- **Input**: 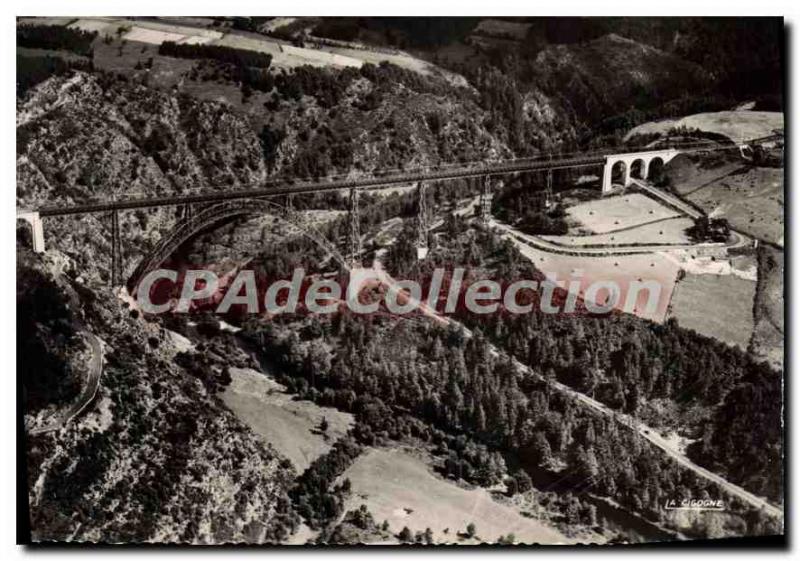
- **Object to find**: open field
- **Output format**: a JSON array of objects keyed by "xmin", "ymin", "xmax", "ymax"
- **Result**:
[
  {"xmin": 70, "ymin": 17, "xmax": 225, "ymax": 44},
  {"xmin": 68, "ymin": 19, "xmax": 119, "ymax": 34},
  {"xmin": 496, "ymin": 224, "xmax": 682, "ymax": 323},
  {"xmin": 262, "ymin": 18, "xmax": 297, "ymax": 33},
  {"xmin": 472, "ymin": 19, "xmax": 532, "ymax": 41},
  {"xmin": 625, "ymin": 111, "xmax": 783, "ymax": 143},
  {"xmin": 217, "ymin": 34, "xmax": 363, "ymax": 69},
  {"xmin": 566, "ymin": 194, "xmax": 681, "ymax": 234},
  {"xmin": 30, "ymin": 16, "xmax": 466, "ymax": 81},
  {"xmin": 666, "ymin": 155, "xmax": 784, "ymax": 246},
  {"xmin": 686, "ymin": 169, "xmax": 782, "ymax": 247},
  {"xmin": 123, "ymin": 27, "xmax": 188, "ymax": 45},
  {"xmin": 221, "ymin": 367, "xmax": 354, "ymax": 472},
  {"xmin": 324, "ymin": 45, "xmax": 455, "ymax": 79},
  {"xmin": 543, "ymin": 217, "xmax": 693, "ymax": 247},
  {"xmin": 668, "ymin": 272, "xmax": 756, "ymax": 349},
  {"xmin": 92, "ymin": 38, "xmax": 195, "ymax": 90},
  {"xmin": 339, "ymin": 447, "xmax": 572, "ymax": 545},
  {"xmin": 19, "ymin": 17, "xmax": 76, "ymax": 27}
]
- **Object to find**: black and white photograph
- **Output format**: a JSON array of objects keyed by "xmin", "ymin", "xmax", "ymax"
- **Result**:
[{"xmin": 13, "ymin": 5, "xmax": 789, "ymax": 549}]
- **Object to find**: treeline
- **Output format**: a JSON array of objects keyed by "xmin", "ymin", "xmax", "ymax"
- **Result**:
[
  {"xmin": 312, "ymin": 19, "xmax": 361, "ymax": 42},
  {"xmin": 194, "ymin": 58, "xmax": 467, "ymax": 108},
  {"xmin": 17, "ymin": 24, "xmax": 97, "ymax": 57},
  {"xmin": 688, "ymin": 367, "xmax": 784, "ymax": 503},
  {"xmin": 491, "ymin": 187, "xmax": 569, "ymax": 235},
  {"xmin": 304, "ymin": 17, "xmax": 481, "ymax": 49},
  {"xmin": 159, "ymin": 41, "xmax": 272, "ymax": 69},
  {"xmin": 282, "ymin": 61, "xmax": 464, "ymax": 107},
  {"xmin": 359, "ymin": 17, "xmax": 479, "ymax": 49},
  {"xmin": 290, "ymin": 436, "xmax": 362, "ymax": 529}
]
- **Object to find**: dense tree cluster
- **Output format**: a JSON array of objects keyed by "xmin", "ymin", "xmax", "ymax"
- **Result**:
[
  {"xmin": 687, "ymin": 216, "xmax": 731, "ymax": 242},
  {"xmin": 472, "ymin": 67, "xmax": 527, "ymax": 153},
  {"xmin": 228, "ymin": 16, "xmax": 274, "ymax": 33},
  {"xmin": 274, "ymin": 65, "xmax": 361, "ymax": 107},
  {"xmin": 312, "ymin": 20, "xmax": 361, "ymax": 42},
  {"xmin": 358, "ymin": 18, "xmax": 480, "ymax": 49},
  {"xmin": 17, "ymin": 252, "xmax": 81, "ymax": 412},
  {"xmin": 492, "ymin": 187, "xmax": 570, "ymax": 235},
  {"xmin": 17, "ymin": 24, "xmax": 97, "ymax": 57},
  {"xmin": 290, "ymin": 436, "xmax": 362, "ymax": 529},
  {"xmin": 688, "ymin": 367, "xmax": 784, "ymax": 502},
  {"xmin": 159, "ymin": 41, "xmax": 272, "ymax": 69}
]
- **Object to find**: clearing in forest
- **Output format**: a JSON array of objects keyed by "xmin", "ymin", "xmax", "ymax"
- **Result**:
[
  {"xmin": 339, "ymin": 447, "xmax": 575, "ymax": 545},
  {"xmin": 668, "ymin": 272, "xmax": 756, "ymax": 350},
  {"xmin": 566, "ymin": 194, "xmax": 681, "ymax": 234},
  {"xmin": 222, "ymin": 367, "xmax": 354, "ymax": 472}
]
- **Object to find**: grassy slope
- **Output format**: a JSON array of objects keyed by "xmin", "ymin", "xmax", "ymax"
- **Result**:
[
  {"xmin": 221, "ymin": 367, "xmax": 354, "ymax": 473},
  {"xmin": 339, "ymin": 447, "xmax": 574, "ymax": 545},
  {"xmin": 668, "ymin": 272, "xmax": 756, "ymax": 350}
]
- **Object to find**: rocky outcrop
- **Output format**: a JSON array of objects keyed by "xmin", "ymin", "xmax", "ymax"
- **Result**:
[{"xmin": 21, "ymin": 248, "xmax": 298, "ymax": 543}]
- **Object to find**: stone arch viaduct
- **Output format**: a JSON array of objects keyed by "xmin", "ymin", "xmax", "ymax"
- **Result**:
[{"xmin": 601, "ymin": 148, "xmax": 680, "ymax": 194}]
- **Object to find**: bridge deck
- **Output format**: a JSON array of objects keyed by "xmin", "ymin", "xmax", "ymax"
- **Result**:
[
  {"xmin": 38, "ymin": 155, "xmax": 607, "ymax": 216},
  {"xmin": 34, "ymin": 142, "xmax": 733, "ymax": 217}
]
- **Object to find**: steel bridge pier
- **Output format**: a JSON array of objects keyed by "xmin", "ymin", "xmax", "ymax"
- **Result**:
[
  {"xmin": 416, "ymin": 182, "xmax": 430, "ymax": 258},
  {"xmin": 479, "ymin": 176, "xmax": 495, "ymax": 224},
  {"xmin": 346, "ymin": 187, "xmax": 361, "ymax": 268},
  {"xmin": 110, "ymin": 209, "xmax": 123, "ymax": 288}
]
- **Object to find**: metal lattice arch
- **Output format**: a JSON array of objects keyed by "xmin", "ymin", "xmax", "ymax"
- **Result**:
[{"xmin": 129, "ymin": 198, "xmax": 349, "ymax": 290}]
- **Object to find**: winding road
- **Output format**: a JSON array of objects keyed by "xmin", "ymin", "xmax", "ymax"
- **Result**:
[
  {"xmin": 491, "ymin": 219, "xmax": 746, "ymax": 256},
  {"xmin": 29, "ymin": 332, "xmax": 103, "ymax": 435}
]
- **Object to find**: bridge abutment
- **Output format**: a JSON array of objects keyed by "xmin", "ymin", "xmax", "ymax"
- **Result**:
[{"xmin": 17, "ymin": 210, "xmax": 45, "ymax": 253}]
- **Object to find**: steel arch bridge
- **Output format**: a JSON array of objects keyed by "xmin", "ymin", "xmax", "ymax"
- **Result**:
[
  {"xmin": 128, "ymin": 198, "xmax": 349, "ymax": 291},
  {"xmin": 20, "ymin": 139, "xmax": 754, "ymax": 288}
]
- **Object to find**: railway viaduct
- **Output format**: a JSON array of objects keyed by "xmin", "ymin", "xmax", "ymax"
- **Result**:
[
  {"xmin": 601, "ymin": 148, "xmax": 680, "ymax": 194},
  {"xmin": 15, "ymin": 143, "xmax": 728, "ymax": 287}
]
